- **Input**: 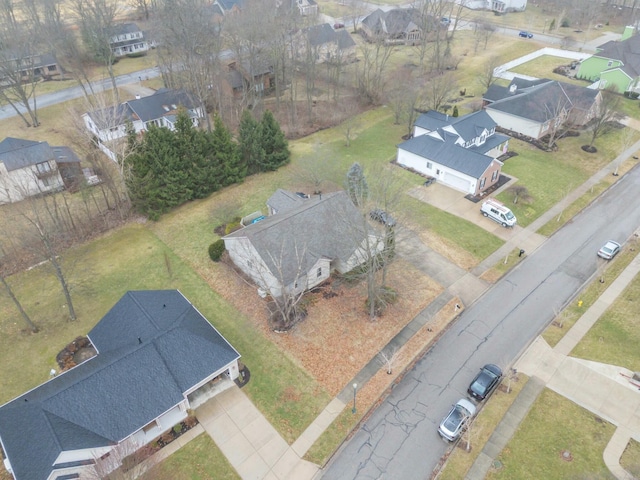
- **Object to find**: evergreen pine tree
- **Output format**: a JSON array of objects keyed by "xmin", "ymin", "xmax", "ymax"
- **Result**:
[
  {"xmin": 259, "ymin": 110, "xmax": 290, "ymax": 171},
  {"xmin": 452, "ymin": 106, "xmax": 459, "ymax": 117},
  {"xmin": 238, "ymin": 110, "xmax": 264, "ymax": 175},
  {"xmin": 211, "ymin": 114, "xmax": 243, "ymax": 186}
]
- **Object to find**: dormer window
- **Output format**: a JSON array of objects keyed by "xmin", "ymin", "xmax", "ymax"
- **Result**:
[
  {"xmin": 162, "ymin": 105, "xmax": 170, "ymax": 112},
  {"xmin": 171, "ymin": 104, "xmax": 178, "ymax": 109}
]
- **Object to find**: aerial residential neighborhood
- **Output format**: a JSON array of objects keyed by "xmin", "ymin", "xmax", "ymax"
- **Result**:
[{"xmin": 1, "ymin": 0, "xmax": 640, "ymax": 479}]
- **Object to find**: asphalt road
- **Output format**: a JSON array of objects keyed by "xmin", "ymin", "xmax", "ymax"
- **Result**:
[
  {"xmin": 0, "ymin": 67, "xmax": 161, "ymax": 121},
  {"xmin": 323, "ymin": 166, "xmax": 640, "ymax": 479}
]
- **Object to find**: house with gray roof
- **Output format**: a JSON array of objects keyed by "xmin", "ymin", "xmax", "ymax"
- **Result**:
[
  {"xmin": 108, "ymin": 23, "xmax": 149, "ymax": 57},
  {"xmin": 360, "ymin": 8, "xmax": 427, "ymax": 45},
  {"xmin": 0, "ymin": 290, "xmax": 240, "ymax": 480},
  {"xmin": 483, "ymin": 78, "xmax": 601, "ymax": 140},
  {"xmin": 83, "ymin": 88, "xmax": 204, "ymax": 161},
  {"xmin": 0, "ymin": 137, "xmax": 83, "ymax": 204},
  {"xmin": 397, "ymin": 110, "xmax": 509, "ymax": 195},
  {"xmin": 0, "ymin": 50, "xmax": 62, "ymax": 86},
  {"xmin": 223, "ymin": 191, "xmax": 380, "ymax": 298},
  {"xmin": 295, "ymin": 23, "xmax": 357, "ymax": 64},
  {"xmin": 575, "ymin": 26, "xmax": 640, "ymax": 95}
]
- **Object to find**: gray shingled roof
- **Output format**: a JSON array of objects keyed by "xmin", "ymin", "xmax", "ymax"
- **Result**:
[
  {"xmin": 51, "ymin": 146, "xmax": 81, "ymax": 164},
  {"xmin": 266, "ymin": 189, "xmax": 307, "ymax": 214},
  {"xmin": 86, "ymin": 89, "xmax": 198, "ymax": 129},
  {"xmin": 110, "ymin": 23, "xmax": 142, "ymax": 37},
  {"xmin": 362, "ymin": 8, "xmax": 422, "ymax": 36},
  {"xmin": 225, "ymin": 191, "xmax": 366, "ymax": 287},
  {"xmin": 593, "ymin": 33, "xmax": 640, "ymax": 79},
  {"xmin": 414, "ymin": 110, "xmax": 498, "ymax": 145},
  {"xmin": 0, "ymin": 137, "xmax": 54, "ymax": 172},
  {"xmin": 445, "ymin": 110, "xmax": 498, "ymax": 144},
  {"xmin": 304, "ymin": 23, "xmax": 356, "ymax": 50},
  {"xmin": 398, "ymin": 132, "xmax": 497, "ymax": 178},
  {"xmin": 486, "ymin": 80, "xmax": 598, "ymax": 123},
  {"xmin": 0, "ymin": 290, "xmax": 240, "ymax": 480},
  {"xmin": 483, "ymin": 78, "xmax": 549, "ymax": 103}
]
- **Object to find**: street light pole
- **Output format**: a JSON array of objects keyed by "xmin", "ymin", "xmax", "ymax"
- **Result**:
[{"xmin": 352, "ymin": 383, "xmax": 358, "ymax": 414}]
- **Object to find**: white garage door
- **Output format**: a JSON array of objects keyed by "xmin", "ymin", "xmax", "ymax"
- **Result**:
[{"xmin": 444, "ymin": 172, "xmax": 472, "ymax": 193}]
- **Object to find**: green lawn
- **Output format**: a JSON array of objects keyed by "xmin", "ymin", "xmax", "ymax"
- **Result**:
[
  {"xmin": 0, "ymin": 224, "xmax": 330, "ymax": 443},
  {"xmin": 401, "ymin": 196, "xmax": 504, "ymax": 261},
  {"xmin": 486, "ymin": 389, "xmax": 615, "ymax": 480},
  {"xmin": 620, "ymin": 439, "xmax": 640, "ymax": 477},
  {"xmin": 509, "ymin": 55, "xmax": 587, "ymax": 86},
  {"xmin": 142, "ymin": 433, "xmax": 240, "ymax": 480},
  {"xmin": 542, "ymin": 236, "xmax": 640, "ymax": 348},
  {"xmin": 570, "ymin": 257, "xmax": 640, "ymax": 371},
  {"xmin": 497, "ymin": 127, "xmax": 633, "ymax": 227}
]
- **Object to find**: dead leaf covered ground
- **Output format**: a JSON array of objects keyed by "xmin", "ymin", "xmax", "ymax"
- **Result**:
[{"xmin": 206, "ymin": 257, "xmax": 444, "ymax": 396}]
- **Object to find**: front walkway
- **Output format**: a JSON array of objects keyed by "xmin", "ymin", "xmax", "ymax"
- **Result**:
[{"xmin": 195, "ymin": 387, "xmax": 322, "ymax": 480}]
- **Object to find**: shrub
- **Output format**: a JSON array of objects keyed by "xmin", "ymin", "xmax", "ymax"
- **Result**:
[
  {"xmin": 225, "ymin": 217, "xmax": 242, "ymax": 235},
  {"xmin": 208, "ymin": 239, "xmax": 225, "ymax": 262}
]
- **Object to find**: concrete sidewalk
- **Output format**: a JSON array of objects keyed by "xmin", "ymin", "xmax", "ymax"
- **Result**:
[{"xmin": 465, "ymin": 254, "xmax": 640, "ymax": 480}]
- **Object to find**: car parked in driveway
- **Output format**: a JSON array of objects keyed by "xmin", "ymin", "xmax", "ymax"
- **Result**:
[
  {"xmin": 597, "ymin": 240, "xmax": 621, "ymax": 260},
  {"xmin": 370, "ymin": 208, "xmax": 396, "ymax": 227},
  {"xmin": 438, "ymin": 398, "xmax": 476, "ymax": 442},
  {"xmin": 467, "ymin": 364, "xmax": 503, "ymax": 402},
  {"xmin": 519, "ymin": 31, "xmax": 533, "ymax": 38}
]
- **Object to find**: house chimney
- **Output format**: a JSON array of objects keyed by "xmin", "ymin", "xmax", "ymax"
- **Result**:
[
  {"xmin": 509, "ymin": 84, "xmax": 517, "ymax": 94},
  {"xmin": 135, "ymin": 94, "xmax": 141, "ymax": 99},
  {"xmin": 138, "ymin": 337, "xmax": 142, "ymax": 344}
]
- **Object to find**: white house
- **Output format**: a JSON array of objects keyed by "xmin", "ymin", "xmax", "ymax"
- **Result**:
[
  {"xmin": 464, "ymin": 0, "xmax": 527, "ymax": 12},
  {"xmin": 0, "ymin": 290, "xmax": 241, "ymax": 480},
  {"xmin": 0, "ymin": 137, "xmax": 83, "ymax": 204},
  {"xmin": 224, "ymin": 191, "xmax": 381, "ymax": 299},
  {"xmin": 83, "ymin": 89, "xmax": 204, "ymax": 161},
  {"xmin": 109, "ymin": 23, "xmax": 149, "ymax": 57},
  {"xmin": 396, "ymin": 110, "xmax": 509, "ymax": 195}
]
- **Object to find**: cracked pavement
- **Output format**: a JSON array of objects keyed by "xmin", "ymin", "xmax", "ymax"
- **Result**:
[{"xmin": 322, "ymin": 166, "xmax": 640, "ymax": 479}]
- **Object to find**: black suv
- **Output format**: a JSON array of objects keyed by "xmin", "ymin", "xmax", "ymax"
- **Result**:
[{"xmin": 467, "ymin": 364, "xmax": 503, "ymax": 401}]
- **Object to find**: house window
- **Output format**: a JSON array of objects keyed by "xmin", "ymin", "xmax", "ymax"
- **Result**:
[
  {"xmin": 317, "ymin": 268, "xmax": 322, "ymax": 278},
  {"xmin": 47, "ymin": 65, "xmax": 57, "ymax": 72},
  {"xmin": 480, "ymin": 177, "xmax": 486, "ymax": 189},
  {"xmin": 426, "ymin": 161, "xmax": 432, "ymax": 169},
  {"xmin": 492, "ymin": 170, "xmax": 499, "ymax": 181},
  {"xmin": 36, "ymin": 162, "xmax": 51, "ymax": 174},
  {"xmin": 607, "ymin": 60, "xmax": 613, "ymax": 67}
]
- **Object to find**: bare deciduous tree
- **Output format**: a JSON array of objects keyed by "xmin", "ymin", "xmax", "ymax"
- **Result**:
[
  {"xmin": 0, "ymin": 244, "xmax": 38, "ymax": 333},
  {"xmin": 377, "ymin": 346, "xmax": 399, "ymax": 374},
  {"xmin": 477, "ymin": 55, "xmax": 502, "ymax": 92},
  {"xmin": 587, "ymin": 87, "xmax": 622, "ymax": 149},
  {"xmin": 423, "ymin": 71, "xmax": 457, "ymax": 112}
]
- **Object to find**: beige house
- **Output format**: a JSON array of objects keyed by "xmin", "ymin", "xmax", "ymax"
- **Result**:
[
  {"xmin": 0, "ymin": 137, "xmax": 83, "ymax": 204},
  {"xmin": 223, "ymin": 190, "xmax": 381, "ymax": 298},
  {"xmin": 483, "ymin": 78, "xmax": 602, "ymax": 140}
]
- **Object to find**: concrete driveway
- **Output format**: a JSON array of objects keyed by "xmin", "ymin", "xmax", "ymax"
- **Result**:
[{"xmin": 407, "ymin": 182, "xmax": 547, "ymax": 247}]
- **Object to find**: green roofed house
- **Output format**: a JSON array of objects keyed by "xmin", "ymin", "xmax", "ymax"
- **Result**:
[
  {"xmin": 575, "ymin": 26, "xmax": 640, "ymax": 95},
  {"xmin": 0, "ymin": 290, "xmax": 241, "ymax": 480}
]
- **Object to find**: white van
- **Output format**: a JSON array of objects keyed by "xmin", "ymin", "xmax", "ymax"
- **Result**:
[{"xmin": 480, "ymin": 199, "xmax": 516, "ymax": 227}]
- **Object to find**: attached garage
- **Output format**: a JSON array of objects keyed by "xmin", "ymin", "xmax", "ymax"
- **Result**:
[{"xmin": 443, "ymin": 172, "xmax": 471, "ymax": 193}]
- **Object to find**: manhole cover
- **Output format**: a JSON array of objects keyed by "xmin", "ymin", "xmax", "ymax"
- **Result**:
[{"xmin": 492, "ymin": 460, "xmax": 503, "ymax": 470}]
